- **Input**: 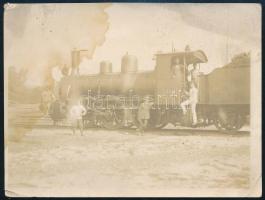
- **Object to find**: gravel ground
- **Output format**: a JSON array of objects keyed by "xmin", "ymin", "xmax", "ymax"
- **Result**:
[{"xmin": 5, "ymin": 127, "xmax": 250, "ymax": 197}]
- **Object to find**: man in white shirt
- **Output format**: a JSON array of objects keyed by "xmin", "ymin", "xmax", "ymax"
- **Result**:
[
  {"xmin": 191, "ymin": 63, "xmax": 200, "ymax": 86},
  {"xmin": 180, "ymin": 82, "xmax": 198, "ymax": 125},
  {"xmin": 70, "ymin": 100, "xmax": 87, "ymax": 135}
]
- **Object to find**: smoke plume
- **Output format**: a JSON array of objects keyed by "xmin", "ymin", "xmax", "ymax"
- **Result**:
[{"xmin": 5, "ymin": 3, "xmax": 110, "ymax": 88}]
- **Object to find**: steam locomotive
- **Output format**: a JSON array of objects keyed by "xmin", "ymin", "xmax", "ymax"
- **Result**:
[{"xmin": 52, "ymin": 47, "xmax": 250, "ymax": 131}]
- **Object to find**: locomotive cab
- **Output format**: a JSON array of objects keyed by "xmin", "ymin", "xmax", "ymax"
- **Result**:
[{"xmin": 154, "ymin": 49, "xmax": 208, "ymax": 106}]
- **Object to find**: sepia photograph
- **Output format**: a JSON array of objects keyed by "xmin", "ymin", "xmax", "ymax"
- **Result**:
[{"xmin": 4, "ymin": 3, "xmax": 262, "ymax": 197}]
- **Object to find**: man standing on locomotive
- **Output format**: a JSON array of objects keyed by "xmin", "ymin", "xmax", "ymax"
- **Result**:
[
  {"xmin": 136, "ymin": 96, "xmax": 154, "ymax": 135},
  {"xmin": 180, "ymin": 82, "xmax": 198, "ymax": 126},
  {"xmin": 171, "ymin": 57, "xmax": 184, "ymax": 80},
  {"xmin": 70, "ymin": 99, "xmax": 87, "ymax": 135},
  {"xmin": 191, "ymin": 63, "xmax": 200, "ymax": 86}
]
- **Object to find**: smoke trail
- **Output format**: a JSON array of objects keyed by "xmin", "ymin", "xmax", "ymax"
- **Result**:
[{"xmin": 5, "ymin": 3, "xmax": 110, "ymax": 88}]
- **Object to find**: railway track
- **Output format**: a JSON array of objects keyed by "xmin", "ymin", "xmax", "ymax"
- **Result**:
[
  {"xmin": 7, "ymin": 103, "xmax": 250, "ymax": 136},
  {"xmin": 9, "ymin": 117, "xmax": 250, "ymax": 136}
]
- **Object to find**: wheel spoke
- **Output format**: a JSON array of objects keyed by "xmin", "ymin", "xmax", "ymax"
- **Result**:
[{"xmin": 214, "ymin": 108, "xmax": 244, "ymax": 131}]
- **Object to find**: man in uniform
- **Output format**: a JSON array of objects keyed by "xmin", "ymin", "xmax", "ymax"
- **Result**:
[
  {"xmin": 180, "ymin": 82, "xmax": 198, "ymax": 126},
  {"xmin": 171, "ymin": 57, "xmax": 184, "ymax": 80},
  {"xmin": 50, "ymin": 99, "xmax": 67, "ymax": 126},
  {"xmin": 70, "ymin": 99, "xmax": 87, "ymax": 135},
  {"xmin": 137, "ymin": 96, "xmax": 154, "ymax": 135},
  {"xmin": 40, "ymin": 86, "xmax": 55, "ymax": 115}
]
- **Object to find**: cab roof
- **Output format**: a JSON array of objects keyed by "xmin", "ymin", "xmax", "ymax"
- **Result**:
[{"xmin": 156, "ymin": 50, "xmax": 208, "ymax": 64}]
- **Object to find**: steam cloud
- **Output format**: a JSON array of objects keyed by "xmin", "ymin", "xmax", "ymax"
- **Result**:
[{"xmin": 5, "ymin": 3, "xmax": 110, "ymax": 88}]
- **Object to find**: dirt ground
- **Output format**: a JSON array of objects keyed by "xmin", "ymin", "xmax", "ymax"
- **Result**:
[{"xmin": 5, "ymin": 127, "xmax": 250, "ymax": 197}]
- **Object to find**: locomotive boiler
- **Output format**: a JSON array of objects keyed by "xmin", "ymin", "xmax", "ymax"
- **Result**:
[{"xmin": 54, "ymin": 48, "xmax": 250, "ymax": 131}]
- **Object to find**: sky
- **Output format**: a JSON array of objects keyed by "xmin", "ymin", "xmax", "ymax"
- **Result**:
[
  {"xmin": 5, "ymin": 3, "xmax": 261, "ymax": 88},
  {"xmin": 79, "ymin": 3, "xmax": 261, "ymax": 75}
]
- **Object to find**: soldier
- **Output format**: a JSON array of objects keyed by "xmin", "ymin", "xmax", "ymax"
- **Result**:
[
  {"xmin": 180, "ymin": 82, "xmax": 198, "ymax": 126},
  {"xmin": 136, "ymin": 96, "xmax": 154, "ymax": 135},
  {"xmin": 187, "ymin": 63, "xmax": 200, "ymax": 84},
  {"xmin": 123, "ymin": 89, "xmax": 135, "ymax": 127},
  {"xmin": 171, "ymin": 57, "xmax": 184, "ymax": 79},
  {"xmin": 186, "ymin": 64, "xmax": 193, "ymax": 83},
  {"xmin": 49, "ymin": 99, "xmax": 67, "ymax": 126},
  {"xmin": 40, "ymin": 86, "xmax": 55, "ymax": 115},
  {"xmin": 70, "ymin": 99, "xmax": 87, "ymax": 135},
  {"xmin": 191, "ymin": 63, "xmax": 200, "ymax": 86}
]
